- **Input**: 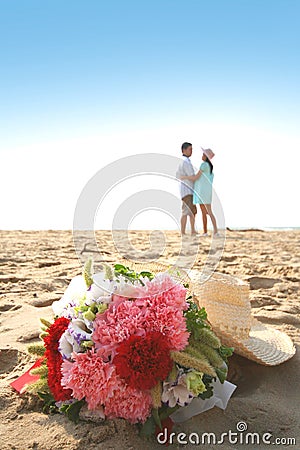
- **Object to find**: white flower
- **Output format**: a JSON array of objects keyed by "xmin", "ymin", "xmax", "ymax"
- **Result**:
[
  {"xmin": 58, "ymin": 319, "xmax": 92, "ymax": 360},
  {"xmin": 52, "ymin": 275, "xmax": 87, "ymax": 318},
  {"xmin": 69, "ymin": 318, "xmax": 92, "ymax": 341},
  {"xmin": 52, "ymin": 272, "xmax": 115, "ymax": 320},
  {"xmin": 162, "ymin": 373, "xmax": 194, "ymax": 407},
  {"xmin": 89, "ymin": 272, "xmax": 116, "ymax": 300},
  {"xmin": 92, "ymin": 271, "xmax": 143, "ymax": 298},
  {"xmin": 59, "ymin": 329, "xmax": 81, "ymax": 360}
]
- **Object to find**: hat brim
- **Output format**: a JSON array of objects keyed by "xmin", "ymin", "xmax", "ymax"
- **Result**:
[
  {"xmin": 189, "ymin": 271, "xmax": 296, "ymax": 366},
  {"xmin": 207, "ymin": 318, "xmax": 296, "ymax": 366},
  {"xmin": 201, "ymin": 147, "xmax": 215, "ymax": 160}
]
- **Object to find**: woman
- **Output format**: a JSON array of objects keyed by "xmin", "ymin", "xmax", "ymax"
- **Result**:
[{"xmin": 180, "ymin": 148, "xmax": 218, "ymax": 236}]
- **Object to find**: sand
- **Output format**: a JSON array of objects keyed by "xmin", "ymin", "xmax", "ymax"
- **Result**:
[{"xmin": 0, "ymin": 229, "xmax": 299, "ymax": 450}]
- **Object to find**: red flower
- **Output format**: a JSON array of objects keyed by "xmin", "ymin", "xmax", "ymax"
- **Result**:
[
  {"xmin": 114, "ymin": 331, "xmax": 173, "ymax": 390},
  {"xmin": 43, "ymin": 317, "xmax": 72, "ymax": 402}
]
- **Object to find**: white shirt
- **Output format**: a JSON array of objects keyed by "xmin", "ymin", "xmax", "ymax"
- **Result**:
[{"xmin": 176, "ymin": 155, "xmax": 195, "ymax": 199}]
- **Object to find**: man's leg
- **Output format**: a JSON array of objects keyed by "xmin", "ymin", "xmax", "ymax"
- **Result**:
[
  {"xmin": 181, "ymin": 215, "xmax": 187, "ymax": 235},
  {"xmin": 190, "ymin": 214, "xmax": 197, "ymax": 235}
]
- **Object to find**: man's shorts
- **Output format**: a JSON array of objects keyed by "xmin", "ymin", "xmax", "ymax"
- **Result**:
[{"xmin": 182, "ymin": 195, "xmax": 197, "ymax": 216}]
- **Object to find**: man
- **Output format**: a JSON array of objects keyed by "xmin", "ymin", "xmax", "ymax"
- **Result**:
[{"xmin": 176, "ymin": 142, "xmax": 197, "ymax": 235}]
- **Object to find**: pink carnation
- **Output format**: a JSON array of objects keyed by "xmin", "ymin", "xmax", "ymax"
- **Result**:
[
  {"xmin": 135, "ymin": 273, "xmax": 187, "ymax": 308},
  {"xmin": 144, "ymin": 304, "xmax": 190, "ymax": 350},
  {"xmin": 92, "ymin": 276, "xmax": 189, "ymax": 358},
  {"xmin": 104, "ymin": 377, "xmax": 152, "ymax": 423},
  {"xmin": 92, "ymin": 300, "xmax": 147, "ymax": 359},
  {"xmin": 61, "ymin": 350, "xmax": 117, "ymax": 410}
]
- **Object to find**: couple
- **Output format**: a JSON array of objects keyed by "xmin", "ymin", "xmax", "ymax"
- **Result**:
[{"xmin": 177, "ymin": 142, "xmax": 219, "ymax": 236}]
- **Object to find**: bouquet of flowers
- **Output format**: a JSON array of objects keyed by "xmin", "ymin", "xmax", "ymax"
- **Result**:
[{"xmin": 22, "ymin": 259, "xmax": 233, "ymax": 435}]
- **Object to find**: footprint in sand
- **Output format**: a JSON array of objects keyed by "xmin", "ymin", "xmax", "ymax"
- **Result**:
[
  {"xmin": 248, "ymin": 276, "xmax": 282, "ymax": 290},
  {"xmin": 222, "ymin": 255, "xmax": 237, "ymax": 262},
  {"xmin": 0, "ymin": 276, "xmax": 28, "ymax": 283},
  {"xmin": 253, "ymin": 309, "xmax": 300, "ymax": 325},
  {"xmin": 0, "ymin": 349, "xmax": 32, "ymax": 375},
  {"xmin": 37, "ymin": 261, "xmax": 61, "ymax": 268},
  {"xmin": 0, "ymin": 304, "xmax": 22, "ymax": 312},
  {"xmin": 31, "ymin": 298, "xmax": 56, "ymax": 307},
  {"xmin": 250, "ymin": 295, "xmax": 280, "ymax": 308},
  {"xmin": 0, "ymin": 349, "xmax": 19, "ymax": 375},
  {"xmin": 17, "ymin": 331, "xmax": 40, "ymax": 343}
]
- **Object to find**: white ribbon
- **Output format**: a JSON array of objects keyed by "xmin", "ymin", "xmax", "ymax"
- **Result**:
[{"xmin": 170, "ymin": 379, "xmax": 237, "ymax": 423}]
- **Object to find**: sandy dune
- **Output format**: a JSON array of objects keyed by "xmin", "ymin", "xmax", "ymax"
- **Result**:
[{"xmin": 0, "ymin": 230, "xmax": 299, "ymax": 449}]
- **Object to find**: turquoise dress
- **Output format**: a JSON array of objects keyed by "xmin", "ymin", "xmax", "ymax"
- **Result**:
[{"xmin": 193, "ymin": 161, "xmax": 214, "ymax": 205}]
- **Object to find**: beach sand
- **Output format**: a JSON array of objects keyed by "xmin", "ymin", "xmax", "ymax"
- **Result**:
[{"xmin": 0, "ymin": 230, "xmax": 299, "ymax": 449}]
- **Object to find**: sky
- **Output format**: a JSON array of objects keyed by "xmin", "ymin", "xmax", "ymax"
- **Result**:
[{"xmin": 1, "ymin": 0, "xmax": 299, "ymax": 230}]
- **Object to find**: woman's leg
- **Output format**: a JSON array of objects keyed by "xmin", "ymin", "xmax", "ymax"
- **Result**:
[
  {"xmin": 200, "ymin": 204, "xmax": 208, "ymax": 234},
  {"xmin": 205, "ymin": 204, "xmax": 218, "ymax": 234}
]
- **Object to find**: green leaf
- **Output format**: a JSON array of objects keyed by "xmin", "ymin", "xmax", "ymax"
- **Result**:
[
  {"xmin": 184, "ymin": 300, "xmax": 209, "ymax": 337},
  {"xmin": 114, "ymin": 264, "xmax": 136, "ymax": 280},
  {"xmin": 139, "ymin": 415, "xmax": 156, "ymax": 438},
  {"xmin": 139, "ymin": 271, "xmax": 154, "ymax": 280},
  {"xmin": 38, "ymin": 391, "xmax": 55, "ymax": 405},
  {"xmin": 113, "ymin": 264, "xmax": 154, "ymax": 285},
  {"xmin": 152, "ymin": 408, "xmax": 162, "ymax": 430},
  {"xmin": 114, "ymin": 264, "xmax": 127, "ymax": 271},
  {"xmin": 37, "ymin": 391, "xmax": 57, "ymax": 413},
  {"xmin": 159, "ymin": 405, "xmax": 179, "ymax": 421},
  {"xmin": 60, "ymin": 399, "xmax": 85, "ymax": 423},
  {"xmin": 219, "ymin": 345, "xmax": 234, "ymax": 362},
  {"xmin": 198, "ymin": 374, "xmax": 215, "ymax": 399},
  {"xmin": 215, "ymin": 367, "xmax": 228, "ymax": 384},
  {"xmin": 198, "ymin": 385, "xmax": 214, "ymax": 399}
]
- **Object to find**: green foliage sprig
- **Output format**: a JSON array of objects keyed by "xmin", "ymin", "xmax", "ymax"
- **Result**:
[
  {"xmin": 113, "ymin": 264, "xmax": 154, "ymax": 285},
  {"xmin": 83, "ymin": 258, "xmax": 94, "ymax": 288},
  {"xmin": 183, "ymin": 299, "xmax": 234, "ymax": 384},
  {"xmin": 60, "ymin": 400, "xmax": 85, "ymax": 423},
  {"xmin": 184, "ymin": 299, "xmax": 209, "ymax": 336}
]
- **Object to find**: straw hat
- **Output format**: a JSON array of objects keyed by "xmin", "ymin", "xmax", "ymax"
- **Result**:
[
  {"xmin": 99, "ymin": 259, "xmax": 296, "ymax": 366},
  {"xmin": 201, "ymin": 147, "xmax": 215, "ymax": 161},
  {"xmin": 190, "ymin": 271, "xmax": 296, "ymax": 366}
]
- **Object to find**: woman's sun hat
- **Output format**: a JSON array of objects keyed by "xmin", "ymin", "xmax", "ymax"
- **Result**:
[
  {"xmin": 190, "ymin": 271, "xmax": 296, "ymax": 366},
  {"xmin": 201, "ymin": 147, "xmax": 215, "ymax": 161}
]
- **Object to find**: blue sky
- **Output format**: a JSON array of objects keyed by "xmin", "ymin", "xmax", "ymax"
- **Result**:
[{"xmin": 1, "ymin": 0, "xmax": 300, "ymax": 228}]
